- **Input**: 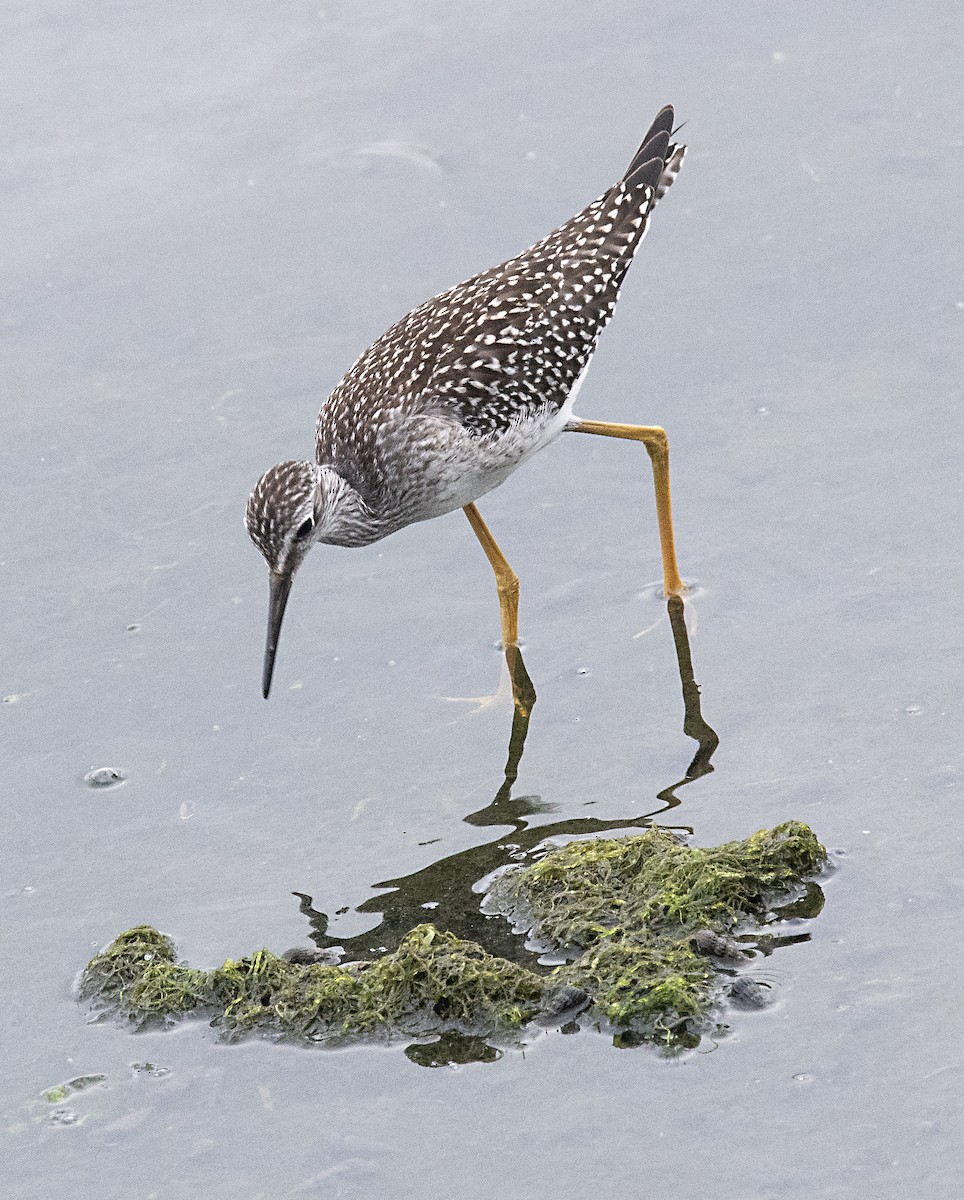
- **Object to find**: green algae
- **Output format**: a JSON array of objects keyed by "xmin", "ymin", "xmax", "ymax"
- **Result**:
[
  {"xmin": 207, "ymin": 924, "xmax": 546, "ymax": 1039},
  {"xmin": 42, "ymin": 1075, "xmax": 107, "ymax": 1104},
  {"xmin": 80, "ymin": 821, "xmax": 826, "ymax": 1049},
  {"xmin": 81, "ymin": 925, "xmax": 207, "ymax": 1018},
  {"xmin": 487, "ymin": 820, "xmax": 826, "ymax": 1042},
  {"xmin": 83, "ymin": 924, "xmax": 546, "ymax": 1040}
]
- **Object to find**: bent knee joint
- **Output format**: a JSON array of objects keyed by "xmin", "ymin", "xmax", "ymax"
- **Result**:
[
  {"xmin": 497, "ymin": 573, "xmax": 520, "ymax": 603},
  {"xmin": 644, "ymin": 427, "xmax": 669, "ymax": 463}
]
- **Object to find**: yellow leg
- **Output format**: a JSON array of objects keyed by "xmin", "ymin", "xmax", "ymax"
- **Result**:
[
  {"xmin": 463, "ymin": 502, "xmax": 520, "ymax": 647},
  {"xmin": 566, "ymin": 419, "xmax": 686, "ymax": 597}
]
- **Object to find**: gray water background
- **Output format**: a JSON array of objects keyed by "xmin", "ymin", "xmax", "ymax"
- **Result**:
[{"xmin": 3, "ymin": 1, "xmax": 963, "ymax": 1196}]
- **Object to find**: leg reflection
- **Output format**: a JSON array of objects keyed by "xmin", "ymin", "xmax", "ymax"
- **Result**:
[
  {"xmin": 295, "ymin": 613, "xmax": 717, "ymax": 960},
  {"xmin": 481, "ymin": 644, "xmax": 537, "ymax": 815},
  {"xmin": 656, "ymin": 594, "xmax": 719, "ymax": 810}
]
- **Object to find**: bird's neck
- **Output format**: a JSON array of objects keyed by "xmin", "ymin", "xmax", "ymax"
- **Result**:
[{"xmin": 316, "ymin": 466, "xmax": 383, "ymax": 547}]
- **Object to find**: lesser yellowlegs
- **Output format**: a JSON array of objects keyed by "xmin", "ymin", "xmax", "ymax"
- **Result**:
[{"xmin": 247, "ymin": 105, "xmax": 688, "ymax": 698}]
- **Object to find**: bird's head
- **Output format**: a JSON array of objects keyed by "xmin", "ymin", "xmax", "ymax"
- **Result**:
[
  {"xmin": 245, "ymin": 459, "xmax": 323, "ymax": 699},
  {"xmin": 246, "ymin": 459, "xmax": 323, "ymax": 575}
]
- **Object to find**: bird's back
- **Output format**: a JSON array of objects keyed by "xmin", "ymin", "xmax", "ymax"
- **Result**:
[{"xmin": 317, "ymin": 107, "xmax": 685, "ymax": 510}]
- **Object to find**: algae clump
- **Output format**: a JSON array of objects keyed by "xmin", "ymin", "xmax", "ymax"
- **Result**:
[
  {"xmin": 206, "ymin": 924, "xmax": 546, "ymax": 1039},
  {"xmin": 81, "ymin": 925, "xmax": 207, "ymax": 1018},
  {"xmin": 83, "ymin": 924, "xmax": 546, "ymax": 1041},
  {"xmin": 488, "ymin": 819, "xmax": 825, "ymax": 1041},
  {"xmin": 80, "ymin": 821, "xmax": 826, "ymax": 1049}
]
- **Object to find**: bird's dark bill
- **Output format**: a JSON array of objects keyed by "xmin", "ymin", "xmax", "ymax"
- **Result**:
[{"xmin": 262, "ymin": 571, "xmax": 293, "ymax": 698}]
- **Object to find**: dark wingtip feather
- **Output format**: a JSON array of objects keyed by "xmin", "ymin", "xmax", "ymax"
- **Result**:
[
  {"xmin": 645, "ymin": 104, "xmax": 675, "ymax": 143},
  {"xmin": 624, "ymin": 105, "xmax": 675, "ymax": 179},
  {"xmin": 623, "ymin": 129, "xmax": 670, "ymax": 187},
  {"xmin": 622, "ymin": 155, "xmax": 664, "ymax": 197}
]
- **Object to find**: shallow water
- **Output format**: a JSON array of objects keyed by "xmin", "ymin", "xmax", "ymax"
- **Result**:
[{"xmin": 3, "ymin": 1, "xmax": 963, "ymax": 1196}]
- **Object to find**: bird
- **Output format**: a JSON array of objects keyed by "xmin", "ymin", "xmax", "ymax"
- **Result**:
[{"xmin": 246, "ymin": 104, "xmax": 688, "ymax": 699}]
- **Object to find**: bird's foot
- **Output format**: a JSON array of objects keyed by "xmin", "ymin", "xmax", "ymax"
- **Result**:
[
  {"xmin": 439, "ymin": 647, "xmax": 535, "ymax": 719},
  {"xmin": 439, "ymin": 667, "xmax": 513, "ymax": 718}
]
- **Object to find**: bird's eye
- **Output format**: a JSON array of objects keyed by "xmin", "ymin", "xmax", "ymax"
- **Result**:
[{"xmin": 296, "ymin": 518, "xmax": 314, "ymax": 540}]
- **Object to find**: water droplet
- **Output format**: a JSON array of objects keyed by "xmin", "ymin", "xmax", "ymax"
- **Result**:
[{"xmin": 84, "ymin": 767, "xmax": 126, "ymax": 788}]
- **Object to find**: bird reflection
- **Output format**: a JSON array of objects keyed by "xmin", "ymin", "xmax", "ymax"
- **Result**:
[{"xmin": 292, "ymin": 596, "xmax": 718, "ymax": 967}]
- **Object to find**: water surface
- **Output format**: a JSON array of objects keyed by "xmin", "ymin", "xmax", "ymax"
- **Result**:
[{"xmin": 3, "ymin": 2, "xmax": 963, "ymax": 1197}]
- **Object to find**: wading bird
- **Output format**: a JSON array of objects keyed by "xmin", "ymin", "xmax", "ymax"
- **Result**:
[{"xmin": 246, "ymin": 105, "xmax": 688, "ymax": 698}]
